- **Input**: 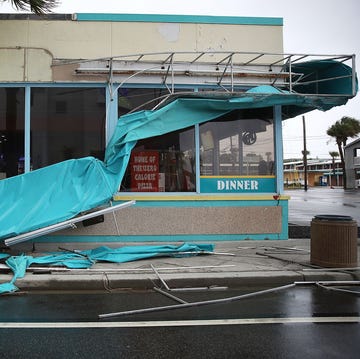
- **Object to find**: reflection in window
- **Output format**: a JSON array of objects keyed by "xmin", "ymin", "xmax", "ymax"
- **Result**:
[
  {"xmin": 121, "ymin": 127, "xmax": 196, "ymax": 192},
  {"xmin": 0, "ymin": 88, "xmax": 25, "ymax": 178},
  {"xmin": 200, "ymin": 108, "xmax": 274, "ymax": 176},
  {"xmin": 118, "ymin": 88, "xmax": 191, "ymax": 115},
  {"xmin": 30, "ymin": 88, "xmax": 106, "ymax": 169}
]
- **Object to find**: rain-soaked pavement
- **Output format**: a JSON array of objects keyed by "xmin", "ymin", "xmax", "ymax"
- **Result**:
[
  {"xmin": 1, "ymin": 186, "xmax": 359, "ymax": 358},
  {"xmin": 0, "ymin": 285, "xmax": 359, "ymax": 358},
  {"xmin": 286, "ymin": 187, "xmax": 360, "ymax": 226}
]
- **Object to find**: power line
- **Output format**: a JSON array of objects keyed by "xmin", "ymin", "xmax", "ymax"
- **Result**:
[{"xmin": 284, "ymin": 136, "xmax": 329, "ymax": 141}]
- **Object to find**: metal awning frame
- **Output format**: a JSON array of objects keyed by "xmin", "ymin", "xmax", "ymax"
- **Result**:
[
  {"xmin": 4, "ymin": 200, "xmax": 135, "ymax": 246},
  {"xmin": 53, "ymin": 51, "xmax": 357, "ymax": 99}
]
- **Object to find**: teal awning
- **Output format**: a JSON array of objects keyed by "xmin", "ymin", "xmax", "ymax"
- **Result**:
[
  {"xmin": 281, "ymin": 59, "xmax": 357, "ymax": 117},
  {"xmin": 288, "ymin": 59, "xmax": 356, "ymax": 96},
  {"xmin": 0, "ymin": 65, "xmax": 357, "ymax": 242}
]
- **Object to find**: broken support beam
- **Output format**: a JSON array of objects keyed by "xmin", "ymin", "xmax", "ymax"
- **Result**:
[{"xmin": 99, "ymin": 283, "xmax": 296, "ymax": 319}]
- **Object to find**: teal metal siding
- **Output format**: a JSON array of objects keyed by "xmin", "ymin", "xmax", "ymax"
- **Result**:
[{"xmin": 75, "ymin": 13, "xmax": 283, "ymax": 26}]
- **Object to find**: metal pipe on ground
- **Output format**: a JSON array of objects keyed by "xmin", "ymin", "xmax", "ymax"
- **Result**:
[
  {"xmin": 99, "ymin": 280, "xmax": 360, "ymax": 319},
  {"xmin": 99, "ymin": 283, "xmax": 296, "ymax": 319}
]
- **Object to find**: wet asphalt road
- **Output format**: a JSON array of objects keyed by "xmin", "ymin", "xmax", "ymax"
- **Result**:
[
  {"xmin": 285, "ymin": 187, "xmax": 360, "ymax": 226},
  {"xmin": 1, "ymin": 187, "xmax": 359, "ymax": 358},
  {"xmin": 0, "ymin": 285, "xmax": 359, "ymax": 358}
]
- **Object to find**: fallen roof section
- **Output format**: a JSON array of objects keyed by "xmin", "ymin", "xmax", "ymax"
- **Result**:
[{"xmin": 0, "ymin": 64, "xmax": 357, "ymax": 245}]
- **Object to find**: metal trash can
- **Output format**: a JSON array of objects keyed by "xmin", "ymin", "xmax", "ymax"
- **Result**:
[{"xmin": 310, "ymin": 215, "xmax": 358, "ymax": 268}]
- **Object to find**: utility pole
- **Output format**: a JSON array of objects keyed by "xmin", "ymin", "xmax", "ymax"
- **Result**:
[{"xmin": 302, "ymin": 116, "xmax": 308, "ymax": 191}]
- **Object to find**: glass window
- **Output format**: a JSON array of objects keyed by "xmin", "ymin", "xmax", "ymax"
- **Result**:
[
  {"xmin": 30, "ymin": 87, "xmax": 106, "ymax": 169},
  {"xmin": 118, "ymin": 88, "xmax": 190, "ymax": 115},
  {"xmin": 0, "ymin": 88, "xmax": 25, "ymax": 178},
  {"xmin": 120, "ymin": 126, "xmax": 196, "ymax": 192},
  {"xmin": 200, "ymin": 108, "xmax": 274, "ymax": 176}
]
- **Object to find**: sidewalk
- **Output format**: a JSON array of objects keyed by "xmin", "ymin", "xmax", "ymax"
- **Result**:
[{"xmin": 1, "ymin": 238, "xmax": 359, "ymax": 293}]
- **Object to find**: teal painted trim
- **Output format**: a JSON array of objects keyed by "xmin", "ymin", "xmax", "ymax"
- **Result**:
[
  {"xmin": 24, "ymin": 86, "xmax": 31, "ymax": 173},
  {"xmin": 0, "ymin": 82, "xmax": 239, "ymax": 91},
  {"xmin": 0, "ymin": 83, "xmax": 26, "ymax": 88},
  {"xmin": 281, "ymin": 199, "xmax": 289, "ymax": 238},
  {"xmin": 195, "ymin": 123, "xmax": 201, "ymax": 193},
  {"xmin": 34, "ymin": 233, "xmax": 287, "ymax": 243},
  {"xmin": 106, "ymin": 84, "xmax": 118, "ymax": 145},
  {"xmin": 274, "ymin": 105, "xmax": 284, "ymax": 194},
  {"xmin": 75, "ymin": 13, "xmax": 283, "ymax": 26},
  {"xmin": 0, "ymin": 82, "xmax": 106, "ymax": 87},
  {"xmin": 114, "ymin": 199, "xmax": 286, "ymax": 207}
]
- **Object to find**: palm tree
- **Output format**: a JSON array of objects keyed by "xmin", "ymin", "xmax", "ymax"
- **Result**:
[
  {"xmin": 329, "ymin": 151, "xmax": 339, "ymax": 187},
  {"xmin": 327, "ymin": 116, "xmax": 360, "ymax": 189},
  {"xmin": 7, "ymin": 0, "xmax": 59, "ymax": 14}
]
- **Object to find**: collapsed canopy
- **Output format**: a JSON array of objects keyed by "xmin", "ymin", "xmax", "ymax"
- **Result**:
[{"xmin": 0, "ymin": 63, "xmax": 357, "ymax": 242}]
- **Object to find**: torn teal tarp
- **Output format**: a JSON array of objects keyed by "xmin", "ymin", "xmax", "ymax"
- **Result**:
[
  {"xmin": 0, "ymin": 282, "xmax": 18, "ymax": 294},
  {"xmin": 0, "ymin": 74, "xmax": 357, "ymax": 241},
  {"xmin": 0, "ymin": 254, "xmax": 32, "ymax": 293},
  {"xmin": 0, "ymin": 243, "xmax": 214, "ymax": 294},
  {"xmin": 0, "ymin": 157, "xmax": 118, "ymax": 240},
  {"xmin": 82, "ymin": 243, "xmax": 214, "ymax": 262}
]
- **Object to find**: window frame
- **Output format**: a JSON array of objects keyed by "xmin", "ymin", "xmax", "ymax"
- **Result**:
[{"xmin": 0, "ymin": 82, "xmax": 282, "ymax": 194}]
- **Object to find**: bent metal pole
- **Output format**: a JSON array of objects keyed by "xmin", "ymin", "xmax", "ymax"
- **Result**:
[{"xmin": 99, "ymin": 283, "xmax": 296, "ymax": 319}]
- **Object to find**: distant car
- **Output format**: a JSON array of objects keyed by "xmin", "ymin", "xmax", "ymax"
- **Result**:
[{"xmin": 356, "ymin": 179, "xmax": 360, "ymax": 188}]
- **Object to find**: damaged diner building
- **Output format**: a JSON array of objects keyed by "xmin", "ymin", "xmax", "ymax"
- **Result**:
[{"xmin": 0, "ymin": 13, "xmax": 357, "ymax": 247}]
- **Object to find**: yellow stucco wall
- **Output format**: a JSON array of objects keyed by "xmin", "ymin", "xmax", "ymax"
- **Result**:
[{"xmin": 0, "ymin": 17, "xmax": 283, "ymax": 82}]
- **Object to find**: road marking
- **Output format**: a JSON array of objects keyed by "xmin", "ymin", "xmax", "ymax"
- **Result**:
[{"xmin": 0, "ymin": 317, "xmax": 359, "ymax": 329}]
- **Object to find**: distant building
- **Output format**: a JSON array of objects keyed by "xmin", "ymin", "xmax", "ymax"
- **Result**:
[
  {"xmin": 284, "ymin": 159, "xmax": 343, "ymax": 187},
  {"xmin": 345, "ymin": 138, "xmax": 360, "ymax": 189}
]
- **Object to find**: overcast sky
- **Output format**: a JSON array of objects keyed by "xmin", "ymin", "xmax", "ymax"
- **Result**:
[{"xmin": 1, "ymin": 0, "xmax": 359, "ymax": 159}]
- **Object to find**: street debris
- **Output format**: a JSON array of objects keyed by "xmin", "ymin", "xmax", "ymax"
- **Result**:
[
  {"xmin": 99, "ymin": 280, "xmax": 360, "ymax": 319},
  {"xmin": 150, "ymin": 264, "xmax": 228, "ymax": 292},
  {"xmin": 0, "ymin": 243, "xmax": 215, "ymax": 295},
  {"xmin": 99, "ymin": 283, "xmax": 296, "ymax": 319}
]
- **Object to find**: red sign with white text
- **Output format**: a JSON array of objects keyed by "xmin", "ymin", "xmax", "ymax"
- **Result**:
[{"xmin": 130, "ymin": 151, "xmax": 159, "ymax": 192}]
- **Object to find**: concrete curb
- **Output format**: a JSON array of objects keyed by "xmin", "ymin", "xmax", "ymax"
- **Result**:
[
  {"xmin": 289, "ymin": 225, "xmax": 360, "ymax": 239},
  {"xmin": 1, "ymin": 238, "xmax": 359, "ymax": 293},
  {"xmin": 288, "ymin": 225, "xmax": 311, "ymax": 239},
  {"xmin": 7, "ymin": 269, "xmax": 357, "ymax": 292}
]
